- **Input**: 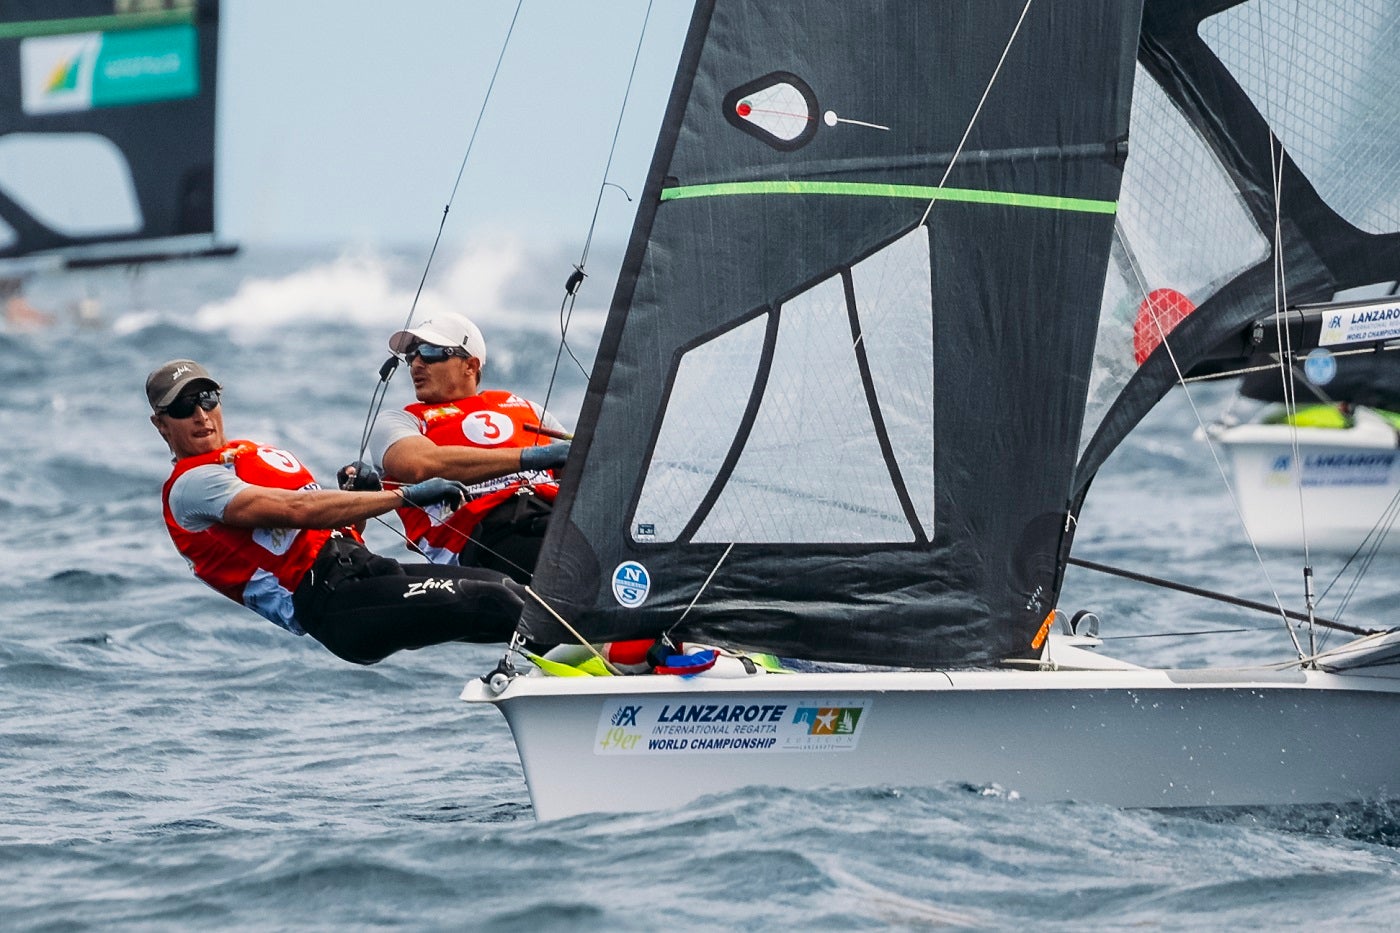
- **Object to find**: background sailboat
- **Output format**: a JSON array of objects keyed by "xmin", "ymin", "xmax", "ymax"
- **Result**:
[
  {"xmin": 0, "ymin": 0, "xmax": 234, "ymax": 327},
  {"xmin": 1205, "ymin": 337, "xmax": 1400, "ymax": 552},
  {"xmin": 464, "ymin": 0, "xmax": 1400, "ymax": 820},
  {"xmin": 1085, "ymin": 0, "xmax": 1400, "ymax": 553}
]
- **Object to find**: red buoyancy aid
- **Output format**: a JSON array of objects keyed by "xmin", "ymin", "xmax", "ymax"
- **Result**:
[
  {"xmin": 392, "ymin": 391, "xmax": 559, "ymax": 561},
  {"xmin": 161, "ymin": 440, "xmax": 361, "ymax": 633}
]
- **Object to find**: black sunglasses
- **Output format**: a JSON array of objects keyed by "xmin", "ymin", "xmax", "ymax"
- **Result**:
[
  {"xmin": 405, "ymin": 343, "xmax": 470, "ymax": 364},
  {"xmin": 161, "ymin": 389, "xmax": 221, "ymax": 419}
]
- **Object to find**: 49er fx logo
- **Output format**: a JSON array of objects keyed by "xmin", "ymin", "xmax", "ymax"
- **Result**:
[{"xmin": 404, "ymin": 579, "xmax": 457, "ymax": 599}]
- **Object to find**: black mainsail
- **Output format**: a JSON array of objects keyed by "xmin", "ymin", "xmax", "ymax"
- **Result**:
[
  {"xmin": 0, "ymin": 0, "xmax": 230, "ymax": 267},
  {"xmin": 522, "ymin": 0, "xmax": 1144, "ymax": 666}
]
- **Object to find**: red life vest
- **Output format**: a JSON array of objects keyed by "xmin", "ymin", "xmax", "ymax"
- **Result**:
[
  {"xmin": 391, "ymin": 391, "xmax": 559, "ymax": 561},
  {"xmin": 161, "ymin": 439, "xmax": 361, "ymax": 633}
]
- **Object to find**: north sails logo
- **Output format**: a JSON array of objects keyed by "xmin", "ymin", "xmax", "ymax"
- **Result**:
[{"xmin": 404, "ymin": 579, "xmax": 457, "ymax": 598}]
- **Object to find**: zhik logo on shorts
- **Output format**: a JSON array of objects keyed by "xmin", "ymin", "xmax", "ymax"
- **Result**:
[{"xmin": 404, "ymin": 579, "xmax": 458, "ymax": 599}]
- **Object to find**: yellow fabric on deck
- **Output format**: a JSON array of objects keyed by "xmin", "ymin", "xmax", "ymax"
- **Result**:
[{"xmin": 1262, "ymin": 405, "xmax": 1351, "ymax": 428}]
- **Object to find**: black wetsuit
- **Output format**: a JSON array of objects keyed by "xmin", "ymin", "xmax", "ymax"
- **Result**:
[{"xmin": 293, "ymin": 536, "xmax": 521, "ymax": 665}]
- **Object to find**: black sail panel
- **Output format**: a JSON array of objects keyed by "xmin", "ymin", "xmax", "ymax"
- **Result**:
[
  {"xmin": 0, "ymin": 0, "xmax": 224, "ymax": 262},
  {"xmin": 525, "ymin": 0, "xmax": 1143, "ymax": 667}
]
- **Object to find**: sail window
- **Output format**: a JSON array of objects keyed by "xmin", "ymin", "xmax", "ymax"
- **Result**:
[
  {"xmin": 0, "ymin": 133, "xmax": 142, "ymax": 237},
  {"xmin": 631, "ymin": 315, "xmax": 768, "ymax": 543},
  {"xmin": 0, "ymin": 218, "xmax": 14, "ymax": 252},
  {"xmin": 723, "ymin": 72, "xmax": 819, "ymax": 151},
  {"xmin": 696, "ymin": 273, "xmax": 916, "ymax": 544},
  {"xmin": 1202, "ymin": 1, "xmax": 1400, "ymax": 235},
  {"xmin": 848, "ymin": 226, "xmax": 935, "ymax": 539}
]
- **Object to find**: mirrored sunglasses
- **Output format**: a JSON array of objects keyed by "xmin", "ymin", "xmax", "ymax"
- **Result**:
[
  {"xmin": 405, "ymin": 343, "xmax": 469, "ymax": 364},
  {"xmin": 162, "ymin": 389, "xmax": 221, "ymax": 419}
]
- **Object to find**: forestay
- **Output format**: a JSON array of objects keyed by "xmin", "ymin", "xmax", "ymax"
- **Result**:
[{"xmin": 521, "ymin": 0, "xmax": 1143, "ymax": 666}]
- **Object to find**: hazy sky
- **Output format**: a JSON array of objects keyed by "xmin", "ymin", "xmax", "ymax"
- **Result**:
[{"xmin": 218, "ymin": 1, "xmax": 692, "ymax": 249}]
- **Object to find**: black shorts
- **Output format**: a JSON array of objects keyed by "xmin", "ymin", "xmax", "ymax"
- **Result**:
[{"xmin": 293, "ymin": 536, "xmax": 522, "ymax": 665}]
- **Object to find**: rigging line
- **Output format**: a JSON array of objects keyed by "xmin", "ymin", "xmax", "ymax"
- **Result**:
[
  {"xmin": 541, "ymin": 0, "xmax": 655, "ymax": 423},
  {"xmin": 916, "ymin": 0, "xmax": 1035, "ymax": 229},
  {"xmin": 354, "ymin": 0, "xmax": 526, "ymax": 465},
  {"xmin": 1113, "ymin": 224, "xmax": 1304, "ymax": 659},
  {"xmin": 520, "ymin": 586, "xmax": 623, "ymax": 675},
  {"xmin": 1325, "ymin": 488, "xmax": 1400, "ymax": 643},
  {"xmin": 668, "ymin": 542, "xmax": 736, "ymax": 634},
  {"xmin": 1256, "ymin": 0, "xmax": 1319, "ymax": 651},
  {"xmin": 390, "ymin": 492, "xmax": 539, "ymax": 577},
  {"xmin": 577, "ymin": 0, "xmax": 653, "ymax": 273},
  {"xmin": 1181, "ymin": 346, "xmax": 1400, "ymax": 386},
  {"xmin": 1065, "ymin": 557, "xmax": 1375, "ymax": 636},
  {"xmin": 540, "ymin": 287, "xmax": 590, "ymax": 436},
  {"xmin": 1101, "ymin": 628, "xmax": 1252, "ymax": 641}
]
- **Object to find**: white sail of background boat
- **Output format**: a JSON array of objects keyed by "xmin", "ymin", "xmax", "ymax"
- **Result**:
[
  {"xmin": 0, "ymin": 0, "xmax": 234, "ymax": 279},
  {"xmin": 463, "ymin": 0, "xmax": 1400, "ymax": 820}
]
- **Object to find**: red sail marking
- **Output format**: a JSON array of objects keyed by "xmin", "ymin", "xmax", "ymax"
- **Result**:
[
  {"xmin": 1133, "ymin": 288, "xmax": 1196, "ymax": 365},
  {"xmin": 736, "ymin": 100, "xmax": 813, "ymax": 122}
]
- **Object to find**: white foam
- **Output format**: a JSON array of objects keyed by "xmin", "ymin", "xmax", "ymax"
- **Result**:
[{"xmin": 183, "ymin": 238, "xmax": 610, "ymax": 342}]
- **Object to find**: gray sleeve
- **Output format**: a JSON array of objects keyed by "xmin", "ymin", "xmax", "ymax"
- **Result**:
[
  {"xmin": 368, "ymin": 408, "xmax": 426, "ymax": 473},
  {"xmin": 168, "ymin": 464, "xmax": 249, "ymax": 532},
  {"xmin": 529, "ymin": 401, "xmax": 568, "ymax": 435}
]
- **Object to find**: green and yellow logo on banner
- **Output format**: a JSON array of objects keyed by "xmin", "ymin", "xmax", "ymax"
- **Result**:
[{"xmin": 21, "ymin": 25, "xmax": 198, "ymax": 114}]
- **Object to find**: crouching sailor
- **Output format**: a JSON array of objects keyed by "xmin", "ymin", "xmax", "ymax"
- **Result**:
[{"xmin": 147, "ymin": 359, "xmax": 522, "ymax": 665}]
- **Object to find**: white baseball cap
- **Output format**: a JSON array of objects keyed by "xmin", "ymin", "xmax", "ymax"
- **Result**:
[{"xmin": 389, "ymin": 312, "xmax": 486, "ymax": 369}]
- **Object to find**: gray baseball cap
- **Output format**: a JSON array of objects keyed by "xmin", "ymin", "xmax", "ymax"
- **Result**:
[{"xmin": 145, "ymin": 359, "xmax": 220, "ymax": 411}]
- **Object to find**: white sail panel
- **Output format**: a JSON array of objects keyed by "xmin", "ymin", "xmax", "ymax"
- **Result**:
[
  {"xmin": 697, "ymin": 274, "xmax": 913, "ymax": 543},
  {"xmin": 0, "ymin": 133, "xmax": 142, "ymax": 236},
  {"xmin": 1202, "ymin": 1, "xmax": 1400, "ymax": 236},
  {"xmin": 630, "ymin": 315, "xmax": 767, "ymax": 543},
  {"xmin": 850, "ymin": 226, "xmax": 935, "ymax": 538},
  {"xmin": 1080, "ymin": 66, "xmax": 1268, "ymax": 457}
]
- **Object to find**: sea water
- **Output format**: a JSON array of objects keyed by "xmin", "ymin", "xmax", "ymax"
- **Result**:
[{"xmin": 4, "ymin": 246, "xmax": 1400, "ymax": 931}]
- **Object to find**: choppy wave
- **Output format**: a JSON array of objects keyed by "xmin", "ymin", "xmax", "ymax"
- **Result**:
[{"xmin": 4, "ymin": 248, "xmax": 1400, "ymax": 929}]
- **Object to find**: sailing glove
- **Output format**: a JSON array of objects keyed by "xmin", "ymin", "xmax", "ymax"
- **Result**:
[
  {"xmin": 399, "ymin": 478, "xmax": 470, "ymax": 510},
  {"xmin": 520, "ymin": 441, "xmax": 570, "ymax": 471},
  {"xmin": 336, "ymin": 461, "xmax": 383, "ymax": 492}
]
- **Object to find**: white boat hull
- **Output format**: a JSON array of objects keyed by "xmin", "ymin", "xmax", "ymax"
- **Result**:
[
  {"xmin": 1212, "ymin": 411, "xmax": 1400, "ymax": 551},
  {"xmin": 463, "ymin": 664, "xmax": 1400, "ymax": 820}
]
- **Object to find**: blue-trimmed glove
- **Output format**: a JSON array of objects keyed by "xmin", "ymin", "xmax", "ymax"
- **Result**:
[
  {"xmin": 399, "ymin": 478, "xmax": 469, "ymax": 510},
  {"xmin": 336, "ymin": 461, "xmax": 383, "ymax": 492},
  {"xmin": 520, "ymin": 441, "xmax": 570, "ymax": 471}
]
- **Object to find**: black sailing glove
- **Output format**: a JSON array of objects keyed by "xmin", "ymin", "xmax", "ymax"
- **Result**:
[
  {"xmin": 336, "ymin": 461, "xmax": 383, "ymax": 492},
  {"xmin": 520, "ymin": 441, "xmax": 570, "ymax": 471},
  {"xmin": 399, "ymin": 478, "xmax": 469, "ymax": 510}
]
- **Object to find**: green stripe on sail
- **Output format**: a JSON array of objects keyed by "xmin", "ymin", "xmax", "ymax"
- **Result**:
[
  {"xmin": 659, "ymin": 180, "xmax": 1116, "ymax": 215},
  {"xmin": 0, "ymin": 10, "xmax": 194, "ymax": 39}
]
